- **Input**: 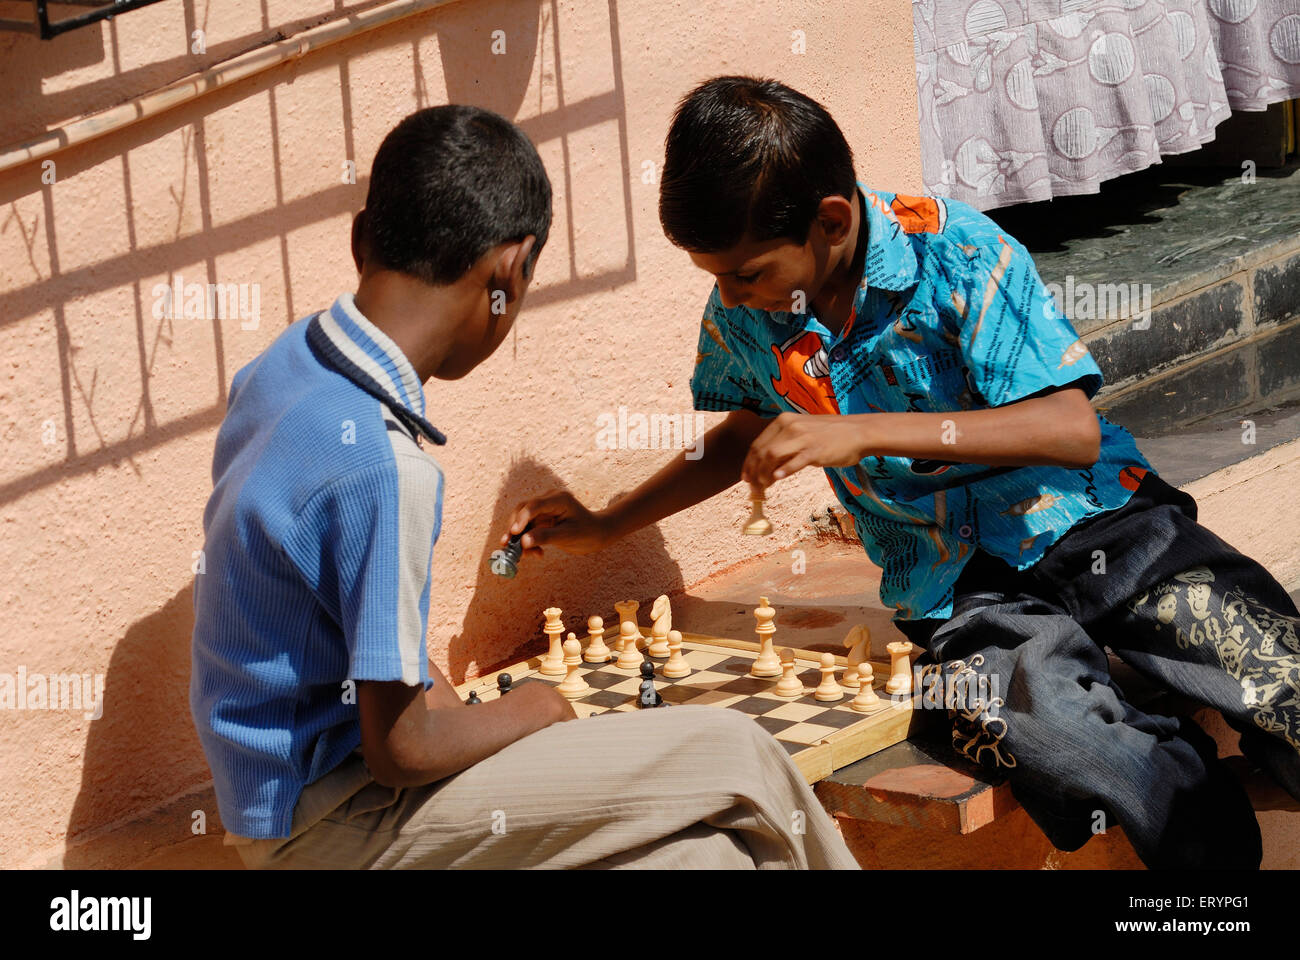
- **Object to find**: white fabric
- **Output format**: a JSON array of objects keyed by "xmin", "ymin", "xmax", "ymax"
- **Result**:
[{"xmin": 913, "ymin": 0, "xmax": 1300, "ymax": 210}]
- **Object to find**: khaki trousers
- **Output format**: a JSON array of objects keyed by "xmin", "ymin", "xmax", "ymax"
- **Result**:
[{"xmin": 233, "ymin": 705, "xmax": 859, "ymax": 869}]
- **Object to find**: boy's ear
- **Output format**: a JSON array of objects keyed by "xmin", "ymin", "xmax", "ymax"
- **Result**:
[
  {"xmin": 350, "ymin": 211, "xmax": 368, "ymax": 273},
  {"xmin": 491, "ymin": 235, "xmax": 538, "ymax": 302},
  {"xmin": 814, "ymin": 195, "xmax": 855, "ymax": 247}
]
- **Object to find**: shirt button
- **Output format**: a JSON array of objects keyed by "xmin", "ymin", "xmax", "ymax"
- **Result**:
[
  {"xmin": 830, "ymin": 345, "xmax": 846, "ymax": 363},
  {"xmin": 958, "ymin": 524, "xmax": 973, "ymax": 539}
]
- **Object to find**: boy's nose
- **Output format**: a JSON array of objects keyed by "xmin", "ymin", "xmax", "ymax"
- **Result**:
[{"xmin": 716, "ymin": 281, "xmax": 742, "ymax": 310}]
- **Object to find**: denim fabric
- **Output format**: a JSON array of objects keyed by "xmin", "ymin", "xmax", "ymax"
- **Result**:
[{"xmin": 896, "ymin": 470, "xmax": 1300, "ymax": 869}]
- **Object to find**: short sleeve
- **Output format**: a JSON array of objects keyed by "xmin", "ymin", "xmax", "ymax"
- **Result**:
[
  {"xmin": 689, "ymin": 287, "xmax": 782, "ymax": 416},
  {"xmin": 301, "ymin": 456, "xmax": 443, "ymax": 689},
  {"xmin": 953, "ymin": 233, "xmax": 1104, "ymax": 407}
]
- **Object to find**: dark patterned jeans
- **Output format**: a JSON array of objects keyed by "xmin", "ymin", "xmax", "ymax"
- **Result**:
[{"xmin": 896, "ymin": 470, "xmax": 1300, "ymax": 869}]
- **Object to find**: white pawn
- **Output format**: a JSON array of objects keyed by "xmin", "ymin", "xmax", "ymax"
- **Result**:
[
  {"xmin": 775, "ymin": 648, "xmax": 803, "ymax": 698},
  {"xmin": 850, "ymin": 662, "xmax": 881, "ymax": 713},
  {"xmin": 615, "ymin": 621, "xmax": 643, "ymax": 671},
  {"xmin": 814, "ymin": 652, "xmax": 843, "ymax": 702},
  {"xmin": 662, "ymin": 629, "xmax": 690, "ymax": 679},
  {"xmin": 584, "ymin": 615, "xmax": 611, "ymax": 663},
  {"xmin": 556, "ymin": 636, "xmax": 590, "ymax": 699}
]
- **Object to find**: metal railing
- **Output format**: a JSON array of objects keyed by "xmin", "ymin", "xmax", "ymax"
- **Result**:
[{"xmin": 0, "ymin": 0, "xmax": 171, "ymax": 39}]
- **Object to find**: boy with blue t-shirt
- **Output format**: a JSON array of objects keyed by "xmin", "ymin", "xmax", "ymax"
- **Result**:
[
  {"xmin": 507, "ymin": 76, "xmax": 1300, "ymax": 869},
  {"xmin": 190, "ymin": 104, "xmax": 858, "ymax": 870}
]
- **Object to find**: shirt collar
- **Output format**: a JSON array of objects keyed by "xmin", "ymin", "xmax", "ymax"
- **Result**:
[
  {"xmin": 306, "ymin": 294, "xmax": 447, "ymax": 446},
  {"xmin": 854, "ymin": 185, "xmax": 920, "ymax": 298}
]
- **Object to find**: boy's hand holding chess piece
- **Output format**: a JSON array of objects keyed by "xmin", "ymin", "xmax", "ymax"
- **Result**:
[{"xmin": 503, "ymin": 408, "xmax": 773, "ymax": 557}]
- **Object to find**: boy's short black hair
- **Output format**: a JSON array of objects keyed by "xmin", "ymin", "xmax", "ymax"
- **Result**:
[
  {"xmin": 363, "ymin": 104, "xmax": 552, "ymax": 285},
  {"xmin": 659, "ymin": 76, "xmax": 856, "ymax": 253}
]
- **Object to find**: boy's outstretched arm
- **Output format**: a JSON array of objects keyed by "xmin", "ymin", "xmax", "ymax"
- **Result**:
[
  {"xmin": 742, "ymin": 383, "xmax": 1100, "ymax": 489},
  {"xmin": 358, "ymin": 411, "xmax": 768, "ymax": 787},
  {"xmin": 358, "ymin": 664, "xmax": 576, "ymax": 788},
  {"xmin": 505, "ymin": 409, "xmax": 768, "ymax": 555}
]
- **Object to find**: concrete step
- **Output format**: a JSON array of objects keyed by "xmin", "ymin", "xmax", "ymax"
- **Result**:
[{"xmin": 990, "ymin": 160, "xmax": 1300, "ymax": 438}]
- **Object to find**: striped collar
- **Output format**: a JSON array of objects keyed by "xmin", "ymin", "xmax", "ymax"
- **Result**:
[{"xmin": 306, "ymin": 294, "xmax": 447, "ymax": 446}]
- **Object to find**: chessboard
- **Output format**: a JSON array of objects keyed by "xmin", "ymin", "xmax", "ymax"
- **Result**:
[{"xmin": 455, "ymin": 630, "xmax": 922, "ymax": 784}]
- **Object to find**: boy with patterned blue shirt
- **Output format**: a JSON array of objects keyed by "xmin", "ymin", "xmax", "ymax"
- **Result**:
[{"xmin": 508, "ymin": 76, "xmax": 1300, "ymax": 869}]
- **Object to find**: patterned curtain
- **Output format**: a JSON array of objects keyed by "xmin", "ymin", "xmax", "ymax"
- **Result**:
[{"xmin": 913, "ymin": 0, "xmax": 1300, "ymax": 210}]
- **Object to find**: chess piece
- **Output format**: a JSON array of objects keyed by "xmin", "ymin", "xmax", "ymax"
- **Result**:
[
  {"xmin": 638, "ymin": 660, "xmax": 663, "ymax": 707},
  {"xmin": 775, "ymin": 648, "xmax": 803, "ymax": 698},
  {"xmin": 814, "ymin": 652, "xmax": 844, "ymax": 702},
  {"xmin": 842, "ymin": 625, "xmax": 870, "ymax": 690},
  {"xmin": 466, "ymin": 690, "xmax": 481, "ymax": 705},
  {"xmin": 850, "ymin": 662, "xmax": 881, "ymax": 713},
  {"xmin": 614, "ymin": 600, "xmax": 644, "ymax": 648},
  {"xmin": 488, "ymin": 533, "xmax": 523, "ymax": 578},
  {"xmin": 662, "ymin": 629, "xmax": 690, "ymax": 679},
  {"xmin": 885, "ymin": 640, "xmax": 914, "ymax": 695},
  {"xmin": 742, "ymin": 483, "xmax": 773, "ymax": 536},
  {"xmin": 539, "ymin": 607, "xmax": 566, "ymax": 676},
  {"xmin": 749, "ymin": 596, "xmax": 782, "ymax": 677},
  {"xmin": 647, "ymin": 594, "xmax": 672, "ymax": 658},
  {"xmin": 556, "ymin": 636, "xmax": 590, "ymax": 699},
  {"xmin": 584, "ymin": 615, "xmax": 611, "ymax": 663},
  {"xmin": 615, "ymin": 621, "xmax": 644, "ymax": 671},
  {"xmin": 497, "ymin": 673, "xmax": 513, "ymax": 696}
]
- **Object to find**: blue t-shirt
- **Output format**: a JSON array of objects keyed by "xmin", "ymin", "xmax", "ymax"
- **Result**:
[
  {"xmin": 690, "ymin": 186, "xmax": 1154, "ymax": 622},
  {"xmin": 190, "ymin": 293, "xmax": 446, "ymax": 838}
]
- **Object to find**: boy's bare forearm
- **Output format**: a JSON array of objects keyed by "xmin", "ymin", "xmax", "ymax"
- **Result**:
[
  {"xmin": 362, "ymin": 680, "xmax": 569, "ymax": 787},
  {"xmin": 411, "ymin": 690, "xmax": 562, "ymax": 784},
  {"xmin": 423, "ymin": 658, "xmax": 468, "ymax": 711},
  {"xmin": 600, "ymin": 411, "xmax": 764, "ymax": 540},
  {"xmin": 859, "ymin": 390, "xmax": 1100, "ymax": 468}
]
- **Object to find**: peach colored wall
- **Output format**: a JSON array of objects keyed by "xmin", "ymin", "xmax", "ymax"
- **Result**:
[{"xmin": 0, "ymin": 0, "xmax": 921, "ymax": 866}]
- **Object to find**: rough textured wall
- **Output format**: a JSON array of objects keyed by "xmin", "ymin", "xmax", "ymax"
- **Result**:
[{"xmin": 0, "ymin": 0, "xmax": 921, "ymax": 865}]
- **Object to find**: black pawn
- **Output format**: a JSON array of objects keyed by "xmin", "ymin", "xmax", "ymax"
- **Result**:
[
  {"xmin": 638, "ymin": 661, "xmax": 663, "ymax": 708},
  {"xmin": 466, "ymin": 690, "xmax": 481, "ymax": 705},
  {"xmin": 488, "ymin": 534, "xmax": 523, "ymax": 578},
  {"xmin": 497, "ymin": 673, "xmax": 513, "ymax": 696}
]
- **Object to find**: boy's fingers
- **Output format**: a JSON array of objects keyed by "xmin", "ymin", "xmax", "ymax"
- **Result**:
[
  {"xmin": 508, "ymin": 493, "xmax": 572, "ymax": 534},
  {"xmin": 751, "ymin": 438, "xmax": 805, "ymax": 486},
  {"xmin": 772, "ymin": 451, "xmax": 814, "ymax": 480},
  {"xmin": 743, "ymin": 450, "xmax": 765, "ymax": 480},
  {"xmin": 507, "ymin": 505, "xmax": 535, "ymax": 535},
  {"xmin": 741, "ymin": 443, "xmax": 775, "ymax": 484},
  {"xmin": 522, "ymin": 523, "xmax": 564, "ymax": 549},
  {"xmin": 741, "ymin": 420, "xmax": 782, "ymax": 481},
  {"xmin": 522, "ymin": 515, "xmax": 579, "ymax": 546}
]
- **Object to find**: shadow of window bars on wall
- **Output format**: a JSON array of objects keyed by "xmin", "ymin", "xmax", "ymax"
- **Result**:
[{"xmin": 0, "ymin": 0, "xmax": 171, "ymax": 39}]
